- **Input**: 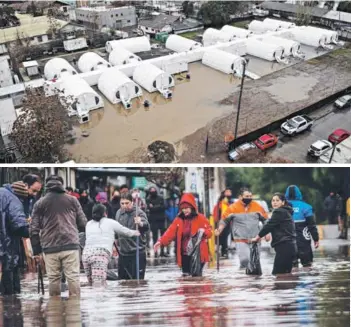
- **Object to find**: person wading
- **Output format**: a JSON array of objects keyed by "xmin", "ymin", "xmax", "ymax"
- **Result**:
[
  {"xmin": 154, "ymin": 193, "xmax": 212, "ymax": 277},
  {"xmin": 115, "ymin": 193, "xmax": 150, "ymax": 280},
  {"xmin": 31, "ymin": 176, "xmax": 87, "ymax": 297},
  {"xmin": 252, "ymin": 193, "xmax": 297, "ymax": 275},
  {"xmin": 83, "ymin": 203, "xmax": 139, "ymax": 287}
]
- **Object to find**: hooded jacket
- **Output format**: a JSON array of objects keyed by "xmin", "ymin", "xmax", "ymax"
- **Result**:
[
  {"xmin": 258, "ymin": 205, "xmax": 296, "ymax": 248},
  {"xmin": 285, "ymin": 185, "xmax": 319, "ymax": 242},
  {"xmin": 30, "ymin": 180, "xmax": 87, "ymax": 255},
  {"xmin": 0, "ymin": 185, "xmax": 29, "ymax": 271},
  {"xmin": 159, "ymin": 193, "xmax": 212, "ymax": 268},
  {"xmin": 115, "ymin": 206, "xmax": 150, "ymax": 256}
]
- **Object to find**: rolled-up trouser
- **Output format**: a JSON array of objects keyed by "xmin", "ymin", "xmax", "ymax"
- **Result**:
[
  {"xmin": 44, "ymin": 250, "xmax": 80, "ymax": 297},
  {"xmin": 236, "ymin": 242, "xmax": 250, "ymax": 268}
]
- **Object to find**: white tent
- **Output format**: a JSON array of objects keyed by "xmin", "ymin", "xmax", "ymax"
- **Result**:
[
  {"xmin": 246, "ymin": 39, "xmax": 285, "ymax": 62},
  {"xmin": 109, "ymin": 46, "xmax": 142, "ymax": 66},
  {"xmin": 202, "ymin": 28, "xmax": 233, "ymax": 47},
  {"xmin": 221, "ymin": 25, "xmax": 253, "ymax": 39},
  {"xmin": 106, "ymin": 36, "xmax": 151, "ymax": 53},
  {"xmin": 78, "ymin": 52, "xmax": 111, "ymax": 73},
  {"xmin": 133, "ymin": 63, "xmax": 174, "ymax": 95},
  {"xmin": 260, "ymin": 35, "xmax": 302, "ymax": 58},
  {"xmin": 304, "ymin": 26, "xmax": 338, "ymax": 44},
  {"xmin": 59, "ymin": 75, "xmax": 103, "ymax": 123},
  {"xmin": 98, "ymin": 67, "xmax": 142, "ymax": 106},
  {"xmin": 165, "ymin": 35, "xmax": 202, "ymax": 53},
  {"xmin": 263, "ymin": 18, "xmax": 295, "ymax": 29},
  {"xmin": 248, "ymin": 20, "xmax": 279, "ymax": 34},
  {"xmin": 202, "ymin": 49, "xmax": 245, "ymax": 75},
  {"xmin": 290, "ymin": 27, "xmax": 328, "ymax": 48},
  {"xmin": 44, "ymin": 58, "xmax": 77, "ymax": 80}
]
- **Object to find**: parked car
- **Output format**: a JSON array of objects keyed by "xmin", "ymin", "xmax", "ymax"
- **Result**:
[
  {"xmin": 307, "ymin": 140, "xmax": 333, "ymax": 157},
  {"xmin": 328, "ymin": 129, "xmax": 350, "ymax": 144},
  {"xmin": 228, "ymin": 142, "xmax": 256, "ymax": 161},
  {"xmin": 281, "ymin": 115, "xmax": 314, "ymax": 136},
  {"xmin": 334, "ymin": 95, "xmax": 351, "ymax": 109},
  {"xmin": 254, "ymin": 133, "xmax": 278, "ymax": 151}
]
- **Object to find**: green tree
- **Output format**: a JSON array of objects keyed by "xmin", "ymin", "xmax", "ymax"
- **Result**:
[
  {"xmin": 197, "ymin": 1, "xmax": 243, "ymax": 27},
  {"xmin": 182, "ymin": 1, "xmax": 194, "ymax": 17},
  {"xmin": 225, "ymin": 167, "xmax": 350, "ymax": 223},
  {"xmin": 295, "ymin": 4, "xmax": 312, "ymax": 26}
]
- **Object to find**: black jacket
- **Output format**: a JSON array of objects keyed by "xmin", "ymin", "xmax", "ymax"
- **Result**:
[
  {"xmin": 146, "ymin": 195, "xmax": 165, "ymax": 223},
  {"xmin": 259, "ymin": 206, "xmax": 296, "ymax": 248},
  {"xmin": 79, "ymin": 196, "xmax": 94, "ymax": 222}
]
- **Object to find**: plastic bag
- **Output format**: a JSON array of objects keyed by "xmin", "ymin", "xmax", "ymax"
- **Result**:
[
  {"xmin": 189, "ymin": 229, "xmax": 205, "ymax": 277},
  {"xmin": 106, "ymin": 270, "xmax": 119, "ymax": 281},
  {"xmin": 246, "ymin": 243, "xmax": 262, "ymax": 276}
]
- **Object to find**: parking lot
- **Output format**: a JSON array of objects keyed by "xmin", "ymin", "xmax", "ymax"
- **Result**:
[{"xmin": 268, "ymin": 102, "xmax": 351, "ymax": 162}]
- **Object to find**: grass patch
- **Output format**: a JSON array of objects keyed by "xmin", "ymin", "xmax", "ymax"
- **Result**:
[
  {"xmin": 230, "ymin": 20, "xmax": 251, "ymax": 29},
  {"xmin": 178, "ymin": 30, "xmax": 202, "ymax": 40}
]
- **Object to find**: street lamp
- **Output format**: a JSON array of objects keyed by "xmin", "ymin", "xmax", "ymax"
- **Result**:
[{"xmin": 233, "ymin": 58, "xmax": 248, "ymax": 149}]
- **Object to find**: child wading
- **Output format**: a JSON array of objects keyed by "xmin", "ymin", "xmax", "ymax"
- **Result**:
[
  {"xmin": 82, "ymin": 204, "xmax": 140, "ymax": 286},
  {"xmin": 154, "ymin": 193, "xmax": 212, "ymax": 277}
]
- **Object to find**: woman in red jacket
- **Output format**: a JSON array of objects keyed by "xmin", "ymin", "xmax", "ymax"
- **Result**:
[{"xmin": 154, "ymin": 193, "xmax": 212, "ymax": 277}]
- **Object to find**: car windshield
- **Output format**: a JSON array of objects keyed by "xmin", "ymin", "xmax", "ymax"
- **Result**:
[
  {"xmin": 338, "ymin": 97, "xmax": 348, "ymax": 103},
  {"xmin": 333, "ymin": 134, "xmax": 340, "ymax": 139},
  {"xmin": 257, "ymin": 139, "xmax": 265, "ymax": 146},
  {"xmin": 287, "ymin": 119, "xmax": 298, "ymax": 128}
]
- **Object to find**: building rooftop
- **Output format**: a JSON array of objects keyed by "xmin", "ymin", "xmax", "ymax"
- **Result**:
[
  {"xmin": 139, "ymin": 13, "xmax": 179, "ymax": 30},
  {"xmin": 77, "ymin": 6, "xmax": 134, "ymax": 12},
  {"xmin": 0, "ymin": 14, "xmax": 68, "ymax": 44},
  {"xmin": 22, "ymin": 60, "xmax": 38, "ymax": 68}
]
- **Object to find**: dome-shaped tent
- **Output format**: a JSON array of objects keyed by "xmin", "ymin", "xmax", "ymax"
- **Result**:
[
  {"xmin": 290, "ymin": 27, "xmax": 327, "ymax": 48},
  {"xmin": 221, "ymin": 25, "xmax": 253, "ymax": 39},
  {"xmin": 98, "ymin": 67, "xmax": 142, "ymax": 106},
  {"xmin": 165, "ymin": 35, "xmax": 202, "ymax": 53},
  {"xmin": 78, "ymin": 52, "xmax": 111, "ymax": 73},
  {"xmin": 202, "ymin": 28, "xmax": 233, "ymax": 47},
  {"xmin": 108, "ymin": 46, "xmax": 142, "ymax": 66},
  {"xmin": 202, "ymin": 49, "xmax": 245, "ymax": 75},
  {"xmin": 106, "ymin": 36, "xmax": 151, "ymax": 53},
  {"xmin": 263, "ymin": 18, "xmax": 295, "ymax": 29},
  {"xmin": 133, "ymin": 63, "xmax": 174, "ymax": 95},
  {"xmin": 59, "ymin": 75, "xmax": 103, "ymax": 123},
  {"xmin": 246, "ymin": 39, "xmax": 285, "ymax": 62},
  {"xmin": 261, "ymin": 35, "xmax": 301, "ymax": 57},
  {"xmin": 44, "ymin": 58, "xmax": 77, "ymax": 80},
  {"xmin": 248, "ymin": 20, "xmax": 279, "ymax": 34}
]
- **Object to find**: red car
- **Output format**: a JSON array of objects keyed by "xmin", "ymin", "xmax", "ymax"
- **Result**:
[
  {"xmin": 254, "ymin": 133, "xmax": 279, "ymax": 150},
  {"xmin": 328, "ymin": 129, "xmax": 350, "ymax": 144}
]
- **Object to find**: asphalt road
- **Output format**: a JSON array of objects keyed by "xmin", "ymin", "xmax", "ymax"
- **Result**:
[{"xmin": 268, "ymin": 102, "xmax": 351, "ymax": 163}]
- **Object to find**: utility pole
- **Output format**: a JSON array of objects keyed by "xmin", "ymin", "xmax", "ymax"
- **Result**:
[
  {"xmin": 233, "ymin": 59, "xmax": 248, "ymax": 149},
  {"xmin": 328, "ymin": 142, "xmax": 338, "ymax": 164}
]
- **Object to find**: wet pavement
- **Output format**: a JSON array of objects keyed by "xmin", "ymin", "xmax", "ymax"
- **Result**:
[{"xmin": 2, "ymin": 239, "xmax": 349, "ymax": 326}]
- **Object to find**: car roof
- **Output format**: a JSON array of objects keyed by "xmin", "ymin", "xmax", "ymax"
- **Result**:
[
  {"xmin": 312, "ymin": 140, "xmax": 330, "ymax": 148},
  {"xmin": 238, "ymin": 142, "xmax": 256, "ymax": 150},
  {"xmin": 333, "ymin": 129, "xmax": 349, "ymax": 135},
  {"xmin": 259, "ymin": 134, "xmax": 274, "ymax": 142}
]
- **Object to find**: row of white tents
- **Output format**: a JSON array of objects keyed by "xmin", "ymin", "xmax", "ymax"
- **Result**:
[{"xmin": 42, "ymin": 19, "xmax": 341, "ymax": 123}]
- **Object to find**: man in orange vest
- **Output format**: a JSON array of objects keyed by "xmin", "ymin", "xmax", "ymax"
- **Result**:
[
  {"xmin": 215, "ymin": 187, "xmax": 269, "ymax": 269},
  {"xmin": 212, "ymin": 188, "xmax": 233, "ymax": 258}
]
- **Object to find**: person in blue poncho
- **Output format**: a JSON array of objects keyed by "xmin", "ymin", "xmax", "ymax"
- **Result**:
[{"xmin": 285, "ymin": 185, "xmax": 319, "ymax": 267}]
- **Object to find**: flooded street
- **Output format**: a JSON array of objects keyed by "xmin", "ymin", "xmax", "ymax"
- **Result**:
[{"xmin": 2, "ymin": 240, "xmax": 349, "ymax": 326}]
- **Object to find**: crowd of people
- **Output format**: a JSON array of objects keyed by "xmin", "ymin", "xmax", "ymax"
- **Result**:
[{"xmin": 0, "ymin": 173, "xmax": 349, "ymax": 298}]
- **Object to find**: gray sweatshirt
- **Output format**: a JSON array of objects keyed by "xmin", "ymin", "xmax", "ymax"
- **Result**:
[
  {"xmin": 220, "ymin": 212, "xmax": 266, "ymax": 240},
  {"xmin": 115, "ymin": 206, "xmax": 150, "ymax": 256}
]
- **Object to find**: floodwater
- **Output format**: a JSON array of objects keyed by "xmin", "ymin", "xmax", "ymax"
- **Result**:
[
  {"xmin": 67, "ymin": 62, "xmax": 238, "ymax": 163},
  {"xmin": 2, "ymin": 240, "xmax": 349, "ymax": 327}
]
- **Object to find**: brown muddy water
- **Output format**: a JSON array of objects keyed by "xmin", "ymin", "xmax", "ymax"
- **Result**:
[
  {"xmin": 67, "ymin": 62, "xmax": 239, "ymax": 163},
  {"xmin": 2, "ymin": 240, "xmax": 349, "ymax": 327}
]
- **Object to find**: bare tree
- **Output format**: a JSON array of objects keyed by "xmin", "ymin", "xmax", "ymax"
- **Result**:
[
  {"xmin": 7, "ymin": 30, "xmax": 33, "ymax": 73},
  {"xmin": 295, "ymin": 4, "xmax": 312, "ymax": 26},
  {"xmin": 10, "ymin": 88, "xmax": 74, "ymax": 163},
  {"xmin": 140, "ymin": 167, "xmax": 185, "ymax": 196},
  {"xmin": 47, "ymin": 8, "xmax": 61, "ymax": 39}
]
